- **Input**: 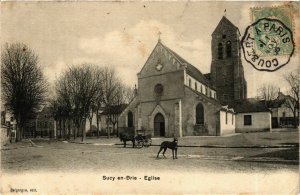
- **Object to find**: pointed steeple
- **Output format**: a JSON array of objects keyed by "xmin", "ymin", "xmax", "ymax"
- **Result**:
[{"xmin": 212, "ymin": 16, "xmax": 239, "ymax": 36}]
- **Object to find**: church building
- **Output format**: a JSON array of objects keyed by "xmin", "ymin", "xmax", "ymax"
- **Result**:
[{"xmin": 118, "ymin": 16, "xmax": 270, "ymax": 137}]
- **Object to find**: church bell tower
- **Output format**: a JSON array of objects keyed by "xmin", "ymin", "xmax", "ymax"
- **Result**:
[{"xmin": 210, "ymin": 16, "xmax": 247, "ymax": 104}]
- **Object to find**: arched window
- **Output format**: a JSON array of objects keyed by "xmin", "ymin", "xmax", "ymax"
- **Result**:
[
  {"xmin": 218, "ymin": 43, "xmax": 223, "ymax": 59},
  {"xmin": 196, "ymin": 103, "xmax": 204, "ymax": 124},
  {"xmin": 188, "ymin": 78, "xmax": 191, "ymax": 87},
  {"xmin": 226, "ymin": 41, "xmax": 232, "ymax": 58},
  {"xmin": 127, "ymin": 111, "xmax": 133, "ymax": 127}
]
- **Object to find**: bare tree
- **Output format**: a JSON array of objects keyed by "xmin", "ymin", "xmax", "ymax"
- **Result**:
[
  {"xmin": 257, "ymin": 84, "xmax": 279, "ymax": 106},
  {"xmin": 108, "ymin": 82, "xmax": 134, "ymax": 135},
  {"xmin": 55, "ymin": 64, "xmax": 102, "ymax": 142},
  {"xmin": 122, "ymin": 85, "xmax": 135, "ymax": 104},
  {"xmin": 1, "ymin": 43, "xmax": 47, "ymax": 141},
  {"xmin": 93, "ymin": 68, "xmax": 104, "ymax": 138},
  {"xmin": 87, "ymin": 105, "xmax": 96, "ymax": 136},
  {"xmin": 284, "ymin": 70, "xmax": 299, "ymax": 127},
  {"xmin": 101, "ymin": 67, "xmax": 118, "ymax": 138},
  {"xmin": 94, "ymin": 92, "xmax": 104, "ymax": 138}
]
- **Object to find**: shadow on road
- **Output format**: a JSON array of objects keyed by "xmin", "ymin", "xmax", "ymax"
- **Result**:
[{"xmin": 251, "ymin": 147, "xmax": 299, "ymax": 161}]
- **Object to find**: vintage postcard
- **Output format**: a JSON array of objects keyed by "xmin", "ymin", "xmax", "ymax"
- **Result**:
[{"xmin": 1, "ymin": 1, "xmax": 299, "ymax": 194}]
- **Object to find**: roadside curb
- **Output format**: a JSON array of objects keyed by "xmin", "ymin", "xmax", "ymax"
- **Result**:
[
  {"xmin": 66, "ymin": 141, "xmax": 298, "ymax": 148},
  {"xmin": 176, "ymin": 145, "xmax": 299, "ymax": 148}
]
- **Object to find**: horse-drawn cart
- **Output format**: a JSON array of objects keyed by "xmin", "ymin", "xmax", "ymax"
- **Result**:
[
  {"xmin": 135, "ymin": 133, "xmax": 152, "ymax": 148},
  {"xmin": 119, "ymin": 129, "xmax": 152, "ymax": 148}
]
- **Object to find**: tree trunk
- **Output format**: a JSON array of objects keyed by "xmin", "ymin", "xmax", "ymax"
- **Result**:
[
  {"xmin": 68, "ymin": 119, "xmax": 71, "ymax": 139},
  {"xmin": 16, "ymin": 123, "xmax": 20, "ymax": 142},
  {"xmin": 73, "ymin": 124, "xmax": 77, "ymax": 140},
  {"xmin": 116, "ymin": 119, "xmax": 119, "ymax": 137},
  {"xmin": 73, "ymin": 119, "xmax": 78, "ymax": 140},
  {"xmin": 112, "ymin": 123, "xmax": 116, "ymax": 136},
  {"xmin": 21, "ymin": 126, "xmax": 24, "ymax": 140},
  {"xmin": 107, "ymin": 122, "xmax": 110, "ymax": 139},
  {"xmin": 293, "ymin": 110, "xmax": 297, "ymax": 127},
  {"xmin": 34, "ymin": 119, "xmax": 37, "ymax": 138},
  {"xmin": 59, "ymin": 119, "xmax": 62, "ymax": 139},
  {"xmin": 82, "ymin": 119, "xmax": 86, "ymax": 142},
  {"xmin": 61, "ymin": 119, "xmax": 63, "ymax": 139},
  {"xmin": 89, "ymin": 118, "xmax": 93, "ymax": 137},
  {"xmin": 16, "ymin": 114, "xmax": 21, "ymax": 142},
  {"xmin": 96, "ymin": 110, "xmax": 100, "ymax": 138}
]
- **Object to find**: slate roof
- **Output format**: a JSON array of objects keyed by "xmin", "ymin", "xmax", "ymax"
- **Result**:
[
  {"xmin": 227, "ymin": 98, "xmax": 270, "ymax": 113},
  {"xmin": 266, "ymin": 99, "xmax": 286, "ymax": 108},
  {"xmin": 212, "ymin": 16, "xmax": 240, "ymax": 35},
  {"xmin": 185, "ymin": 85, "xmax": 221, "ymax": 106},
  {"xmin": 204, "ymin": 73, "xmax": 211, "ymax": 81},
  {"xmin": 266, "ymin": 92, "xmax": 296, "ymax": 108},
  {"xmin": 160, "ymin": 42, "xmax": 212, "ymax": 87}
]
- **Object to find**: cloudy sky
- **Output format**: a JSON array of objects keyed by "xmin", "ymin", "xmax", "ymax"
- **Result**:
[{"xmin": 1, "ymin": 1, "xmax": 299, "ymax": 98}]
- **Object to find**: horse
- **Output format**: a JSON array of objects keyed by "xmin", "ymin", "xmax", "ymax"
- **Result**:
[{"xmin": 119, "ymin": 132, "xmax": 135, "ymax": 148}]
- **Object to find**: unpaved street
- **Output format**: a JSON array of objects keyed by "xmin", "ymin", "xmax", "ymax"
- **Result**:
[{"xmin": 2, "ymin": 139, "xmax": 298, "ymax": 173}]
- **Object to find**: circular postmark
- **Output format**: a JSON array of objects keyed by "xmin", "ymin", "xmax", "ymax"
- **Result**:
[{"xmin": 241, "ymin": 18, "xmax": 294, "ymax": 71}]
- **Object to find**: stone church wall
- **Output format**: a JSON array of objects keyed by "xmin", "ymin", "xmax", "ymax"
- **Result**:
[
  {"xmin": 138, "ymin": 70, "xmax": 184, "ymax": 102},
  {"xmin": 181, "ymin": 87, "xmax": 220, "ymax": 136},
  {"xmin": 118, "ymin": 97, "xmax": 139, "ymax": 134},
  {"xmin": 138, "ymin": 100, "xmax": 178, "ymax": 137}
]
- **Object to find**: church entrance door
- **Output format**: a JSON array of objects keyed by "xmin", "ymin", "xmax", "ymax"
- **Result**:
[{"xmin": 154, "ymin": 113, "xmax": 165, "ymax": 137}]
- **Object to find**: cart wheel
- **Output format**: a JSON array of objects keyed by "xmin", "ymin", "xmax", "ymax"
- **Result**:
[
  {"xmin": 136, "ymin": 141, "xmax": 143, "ymax": 148},
  {"xmin": 144, "ymin": 139, "xmax": 152, "ymax": 147}
]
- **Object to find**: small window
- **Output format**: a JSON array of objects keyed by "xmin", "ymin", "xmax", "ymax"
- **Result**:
[
  {"xmin": 226, "ymin": 41, "xmax": 232, "ymax": 58},
  {"xmin": 225, "ymin": 112, "xmax": 228, "ymax": 124},
  {"xmin": 195, "ymin": 82, "xmax": 197, "ymax": 91},
  {"xmin": 209, "ymin": 90, "xmax": 212, "ymax": 97},
  {"xmin": 232, "ymin": 114, "xmax": 234, "ymax": 125},
  {"xmin": 222, "ymin": 34, "xmax": 226, "ymax": 39},
  {"xmin": 200, "ymin": 85, "xmax": 203, "ymax": 93},
  {"xmin": 282, "ymin": 112, "xmax": 286, "ymax": 117},
  {"xmin": 244, "ymin": 115, "xmax": 252, "ymax": 126},
  {"xmin": 218, "ymin": 43, "xmax": 223, "ymax": 59},
  {"xmin": 189, "ymin": 79, "xmax": 191, "ymax": 87}
]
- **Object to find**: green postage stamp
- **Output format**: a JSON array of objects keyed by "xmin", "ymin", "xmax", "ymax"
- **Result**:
[{"xmin": 242, "ymin": 5, "xmax": 295, "ymax": 71}]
